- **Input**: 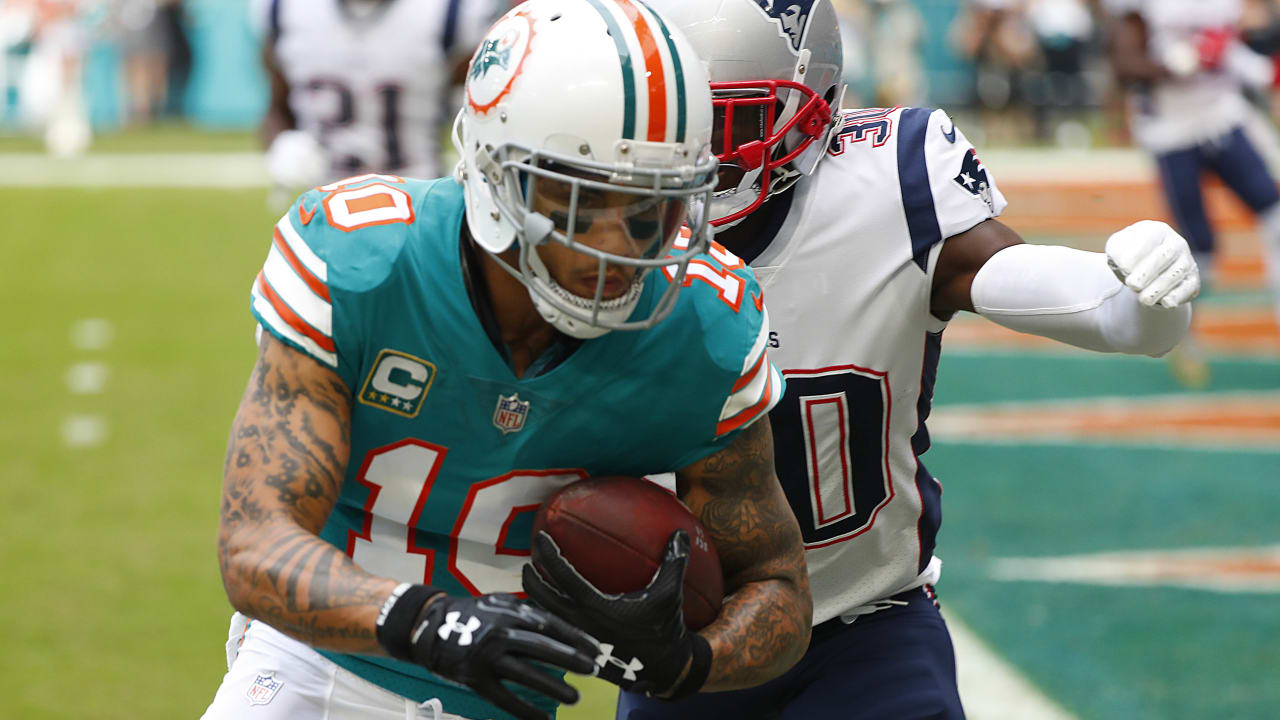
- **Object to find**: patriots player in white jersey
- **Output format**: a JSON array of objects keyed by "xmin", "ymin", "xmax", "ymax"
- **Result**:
[
  {"xmin": 249, "ymin": 0, "xmax": 503, "ymax": 189},
  {"xmin": 623, "ymin": 1, "xmax": 1200, "ymax": 718},
  {"xmin": 1108, "ymin": 0, "xmax": 1280, "ymax": 385}
]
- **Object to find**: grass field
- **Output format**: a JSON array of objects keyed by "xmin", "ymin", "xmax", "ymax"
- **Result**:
[{"xmin": 2, "ymin": 157, "xmax": 1277, "ymax": 719}]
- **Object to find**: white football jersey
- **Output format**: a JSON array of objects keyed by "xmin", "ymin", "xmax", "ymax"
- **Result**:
[
  {"xmin": 250, "ymin": 0, "xmax": 500, "ymax": 179},
  {"xmin": 744, "ymin": 107, "xmax": 1006, "ymax": 625},
  {"xmin": 1105, "ymin": 0, "xmax": 1252, "ymax": 152}
]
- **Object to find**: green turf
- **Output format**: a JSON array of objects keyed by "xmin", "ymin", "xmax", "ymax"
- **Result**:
[
  {"xmin": 0, "ymin": 188, "xmax": 275, "ymax": 719},
  {"xmin": 928, "ymin": 442, "xmax": 1280, "ymax": 720}
]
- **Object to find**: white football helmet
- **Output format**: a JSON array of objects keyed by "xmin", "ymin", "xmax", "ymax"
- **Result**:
[
  {"xmin": 453, "ymin": 0, "xmax": 717, "ymax": 339},
  {"xmin": 644, "ymin": 0, "xmax": 845, "ymax": 227}
]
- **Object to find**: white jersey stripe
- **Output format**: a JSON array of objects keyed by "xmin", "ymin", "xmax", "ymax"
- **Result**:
[
  {"xmin": 263, "ymin": 245, "xmax": 334, "ymax": 337},
  {"xmin": 719, "ymin": 307, "xmax": 775, "ymax": 422},
  {"xmin": 740, "ymin": 307, "xmax": 771, "ymax": 376},
  {"xmin": 252, "ymin": 288, "xmax": 339, "ymax": 367},
  {"xmin": 720, "ymin": 348, "xmax": 777, "ymax": 423},
  {"xmin": 276, "ymin": 216, "xmax": 328, "ymax": 283}
]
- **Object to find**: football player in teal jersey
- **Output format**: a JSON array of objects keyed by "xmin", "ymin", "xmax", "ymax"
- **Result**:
[{"xmin": 201, "ymin": 2, "xmax": 811, "ymax": 720}]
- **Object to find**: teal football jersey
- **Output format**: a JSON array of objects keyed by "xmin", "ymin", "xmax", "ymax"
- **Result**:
[{"xmin": 249, "ymin": 173, "xmax": 783, "ymax": 718}]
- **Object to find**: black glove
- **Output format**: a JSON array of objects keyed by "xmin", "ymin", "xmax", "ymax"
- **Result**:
[
  {"xmin": 375, "ymin": 584, "xmax": 597, "ymax": 720},
  {"xmin": 521, "ymin": 530, "xmax": 713, "ymax": 700}
]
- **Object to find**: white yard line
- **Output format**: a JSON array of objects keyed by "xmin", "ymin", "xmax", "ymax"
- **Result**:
[
  {"xmin": 60, "ymin": 413, "xmax": 106, "ymax": 448},
  {"xmin": 63, "ymin": 317, "xmax": 112, "ymax": 449},
  {"xmin": 65, "ymin": 362, "xmax": 108, "ymax": 394},
  {"xmin": 0, "ymin": 153, "xmax": 268, "ymax": 188},
  {"xmin": 945, "ymin": 609, "xmax": 1080, "ymax": 720},
  {"xmin": 69, "ymin": 317, "xmax": 114, "ymax": 349}
]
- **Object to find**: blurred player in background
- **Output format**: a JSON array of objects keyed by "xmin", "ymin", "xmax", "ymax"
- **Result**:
[
  {"xmin": 3, "ymin": 0, "xmax": 95, "ymax": 155},
  {"xmin": 1108, "ymin": 0, "xmax": 1280, "ymax": 386},
  {"xmin": 248, "ymin": 0, "xmax": 505, "ymax": 197},
  {"xmin": 203, "ymin": 2, "xmax": 812, "ymax": 719},
  {"xmin": 624, "ymin": 1, "xmax": 1200, "ymax": 718},
  {"xmin": 954, "ymin": 0, "xmax": 1098, "ymax": 145},
  {"xmin": 831, "ymin": 0, "xmax": 927, "ymax": 108},
  {"xmin": 116, "ymin": 0, "xmax": 190, "ymax": 124}
]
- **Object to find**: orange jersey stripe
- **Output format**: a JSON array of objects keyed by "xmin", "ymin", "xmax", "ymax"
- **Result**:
[
  {"xmin": 273, "ymin": 229, "xmax": 331, "ymax": 302},
  {"xmin": 617, "ymin": 0, "xmax": 667, "ymax": 142},
  {"xmin": 256, "ymin": 271, "xmax": 336, "ymax": 353},
  {"xmin": 717, "ymin": 361, "xmax": 777, "ymax": 437},
  {"xmin": 731, "ymin": 348, "xmax": 767, "ymax": 395}
]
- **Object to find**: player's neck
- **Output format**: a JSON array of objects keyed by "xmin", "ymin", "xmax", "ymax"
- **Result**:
[
  {"xmin": 712, "ymin": 188, "xmax": 795, "ymax": 263},
  {"xmin": 475, "ymin": 245, "xmax": 561, "ymax": 377}
]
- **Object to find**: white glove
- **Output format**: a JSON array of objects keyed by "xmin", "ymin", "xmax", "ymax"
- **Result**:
[
  {"xmin": 266, "ymin": 130, "xmax": 330, "ymax": 189},
  {"xmin": 1160, "ymin": 40, "xmax": 1201, "ymax": 79},
  {"xmin": 1223, "ymin": 40, "xmax": 1277, "ymax": 89},
  {"xmin": 1105, "ymin": 220, "xmax": 1200, "ymax": 309}
]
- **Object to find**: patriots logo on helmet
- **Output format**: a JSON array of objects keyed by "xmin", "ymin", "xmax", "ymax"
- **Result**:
[
  {"xmin": 954, "ymin": 148, "xmax": 994, "ymax": 213},
  {"xmin": 750, "ymin": 0, "xmax": 817, "ymax": 52}
]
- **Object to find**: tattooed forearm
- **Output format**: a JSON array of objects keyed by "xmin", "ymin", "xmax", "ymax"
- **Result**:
[
  {"xmin": 677, "ymin": 416, "xmax": 812, "ymax": 691},
  {"xmin": 218, "ymin": 335, "xmax": 398, "ymax": 654}
]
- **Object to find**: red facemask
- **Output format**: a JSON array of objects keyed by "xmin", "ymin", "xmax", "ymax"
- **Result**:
[{"xmin": 708, "ymin": 79, "xmax": 832, "ymax": 226}]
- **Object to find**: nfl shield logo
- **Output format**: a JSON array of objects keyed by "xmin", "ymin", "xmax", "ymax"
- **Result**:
[
  {"xmin": 246, "ymin": 671, "xmax": 283, "ymax": 706},
  {"xmin": 493, "ymin": 392, "xmax": 530, "ymax": 434}
]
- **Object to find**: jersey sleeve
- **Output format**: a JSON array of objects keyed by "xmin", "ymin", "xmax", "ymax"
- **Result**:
[
  {"xmin": 659, "ymin": 243, "xmax": 786, "ymax": 471},
  {"xmin": 251, "ymin": 194, "xmax": 346, "ymax": 376},
  {"xmin": 714, "ymin": 301, "xmax": 784, "ymax": 439},
  {"xmin": 913, "ymin": 108, "xmax": 1008, "ymax": 241},
  {"xmin": 249, "ymin": 177, "xmax": 425, "ymax": 390}
]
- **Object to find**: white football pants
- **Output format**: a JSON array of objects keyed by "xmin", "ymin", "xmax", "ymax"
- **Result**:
[{"xmin": 200, "ymin": 613, "xmax": 477, "ymax": 720}]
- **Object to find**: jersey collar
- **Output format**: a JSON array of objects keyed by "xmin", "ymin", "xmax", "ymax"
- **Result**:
[{"xmin": 458, "ymin": 233, "xmax": 582, "ymax": 378}]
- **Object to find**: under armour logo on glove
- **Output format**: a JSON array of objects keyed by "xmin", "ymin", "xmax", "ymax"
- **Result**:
[
  {"xmin": 522, "ymin": 530, "xmax": 714, "ymax": 699},
  {"xmin": 437, "ymin": 612, "xmax": 482, "ymax": 646},
  {"xmin": 595, "ymin": 643, "xmax": 645, "ymax": 681}
]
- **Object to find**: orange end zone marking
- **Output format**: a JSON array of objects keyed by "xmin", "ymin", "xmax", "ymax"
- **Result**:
[
  {"xmin": 944, "ymin": 310, "xmax": 1280, "ymax": 355},
  {"xmin": 930, "ymin": 396, "xmax": 1280, "ymax": 447}
]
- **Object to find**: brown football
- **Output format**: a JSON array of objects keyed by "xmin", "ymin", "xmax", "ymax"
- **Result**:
[{"xmin": 531, "ymin": 475, "xmax": 723, "ymax": 631}]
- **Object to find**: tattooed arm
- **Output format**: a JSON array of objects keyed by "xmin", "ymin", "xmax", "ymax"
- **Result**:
[
  {"xmin": 676, "ymin": 415, "xmax": 812, "ymax": 692},
  {"xmin": 218, "ymin": 333, "xmax": 398, "ymax": 654}
]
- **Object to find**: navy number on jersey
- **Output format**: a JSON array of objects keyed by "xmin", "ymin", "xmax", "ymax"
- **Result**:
[
  {"xmin": 828, "ymin": 108, "xmax": 895, "ymax": 156},
  {"xmin": 305, "ymin": 79, "xmax": 406, "ymax": 172},
  {"xmin": 769, "ymin": 366, "xmax": 892, "ymax": 547}
]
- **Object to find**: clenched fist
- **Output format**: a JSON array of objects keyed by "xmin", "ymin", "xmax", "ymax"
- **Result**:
[{"xmin": 1105, "ymin": 220, "xmax": 1200, "ymax": 309}]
